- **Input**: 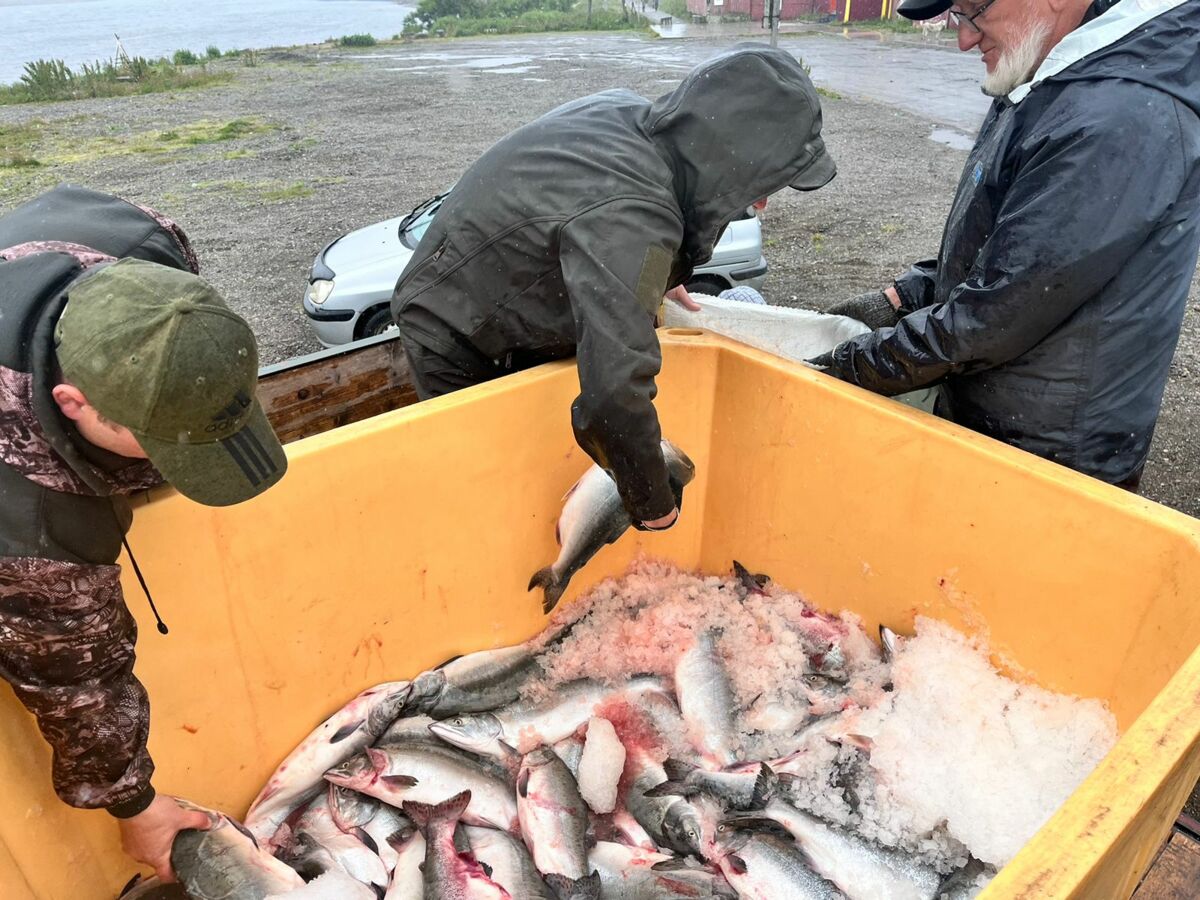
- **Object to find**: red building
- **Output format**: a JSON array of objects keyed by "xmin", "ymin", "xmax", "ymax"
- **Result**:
[{"xmin": 686, "ymin": 0, "xmax": 894, "ymax": 22}]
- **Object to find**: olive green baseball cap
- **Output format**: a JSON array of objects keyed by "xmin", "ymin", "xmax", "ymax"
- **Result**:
[{"xmin": 55, "ymin": 258, "xmax": 287, "ymax": 506}]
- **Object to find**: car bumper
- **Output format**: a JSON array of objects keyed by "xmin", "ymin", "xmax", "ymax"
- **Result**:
[
  {"xmin": 303, "ymin": 293, "xmax": 359, "ymax": 347},
  {"xmin": 730, "ymin": 256, "xmax": 768, "ymax": 284}
]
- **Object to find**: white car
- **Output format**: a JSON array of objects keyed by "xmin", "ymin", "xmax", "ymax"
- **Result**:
[{"xmin": 303, "ymin": 192, "xmax": 769, "ymax": 347}]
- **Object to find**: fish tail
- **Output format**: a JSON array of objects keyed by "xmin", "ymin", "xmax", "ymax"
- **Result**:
[
  {"xmin": 752, "ymin": 763, "xmax": 778, "ymax": 808},
  {"xmin": 662, "ymin": 757, "xmax": 698, "ymax": 782},
  {"xmin": 528, "ymin": 566, "xmax": 565, "ymax": 613},
  {"xmin": 403, "ymin": 790, "xmax": 471, "ymax": 831}
]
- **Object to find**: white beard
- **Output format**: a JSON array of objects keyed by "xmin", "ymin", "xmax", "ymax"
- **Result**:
[{"xmin": 982, "ymin": 21, "xmax": 1053, "ymax": 97}]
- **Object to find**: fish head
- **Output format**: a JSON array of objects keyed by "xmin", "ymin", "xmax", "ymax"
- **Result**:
[
  {"xmin": 662, "ymin": 440, "xmax": 697, "ymax": 486},
  {"xmin": 408, "ymin": 670, "xmax": 448, "ymax": 713},
  {"xmin": 323, "ymin": 752, "xmax": 377, "ymax": 789},
  {"xmin": 327, "ymin": 784, "xmax": 379, "ymax": 831},
  {"xmin": 173, "ymin": 815, "xmax": 303, "ymax": 896},
  {"xmin": 710, "ymin": 822, "xmax": 756, "ymax": 861},
  {"xmin": 521, "ymin": 746, "xmax": 559, "ymax": 769},
  {"xmin": 366, "ymin": 681, "xmax": 413, "ymax": 732},
  {"xmin": 427, "ymin": 713, "xmax": 503, "ymax": 755},
  {"xmin": 661, "ymin": 799, "xmax": 707, "ymax": 857}
]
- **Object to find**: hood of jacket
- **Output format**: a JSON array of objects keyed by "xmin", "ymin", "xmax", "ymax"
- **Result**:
[
  {"xmin": 644, "ymin": 44, "xmax": 837, "ymax": 266},
  {"xmin": 1011, "ymin": 0, "xmax": 1200, "ymax": 116}
]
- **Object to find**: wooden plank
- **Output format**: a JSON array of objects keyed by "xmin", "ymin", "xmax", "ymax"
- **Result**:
[
  {"xmin": 256, "ymin": 334, "xmax": 419, "ymax": 445},
  {"xmin": 1132, "ymin": 827, "xmax": 1200, "ymax": 899}
]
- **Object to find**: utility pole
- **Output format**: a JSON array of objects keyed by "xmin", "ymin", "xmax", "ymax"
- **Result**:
[{"xmin": 768, "ymin": 0, "xmax": 781, "ymax": 47}]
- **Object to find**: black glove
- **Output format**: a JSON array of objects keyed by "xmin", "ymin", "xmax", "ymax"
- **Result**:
[
  {"xmin": 827, "ymin": 290, "xmax": 903, "ymax": 330},
  {"xmin": 631, "ymin": 474, "xmax": 685, "ymax": 532}
]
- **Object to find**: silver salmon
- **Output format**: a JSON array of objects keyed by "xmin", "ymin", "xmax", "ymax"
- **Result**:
[
  {"xmin": 464, "ymin": 825, "xmax": 556, "ymax": 900},
  {"xmin": 675, "ymin": 629, "xmax": 738, "ymax": 767},
  {"xmin": 403, "ymin": 791, "xmax": 512, "ymax": 900},
  {"xmin": 428, "ymin": 677, "xmax": 669, "ymax": 759},
  {"xmin": 516, "ymin": 747, "xmax": 590, "ymax": 881},
  {"xmin": 713, "ymin": 831, "xmax": 843, "ymax": 900},
  {"xmin": 245, "ymin": 681, "xmax": 411, "ymax": 845},
  {"xmin": 325, "ymin": 746, "xmax": 518, "ymax": 831},
  {"xmin": 727, "ymin": 798, "xmax": 940, "ymax": 900},
  {"xmin": 528, "ymin": 440, "xmax": 695, "ymax": 613},
  {"xmin": 171, "ymin": 814, "xmax": 305, "ymax": 900}
]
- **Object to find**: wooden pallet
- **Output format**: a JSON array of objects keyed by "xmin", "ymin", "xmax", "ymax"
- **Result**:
[
  {"xmin": 257, "ymin": 332, "xmax": 417, "ymax": 445},
  {"xmin": 1133, "ymin": 818, "xmax": 1200, "ymax": 899}
]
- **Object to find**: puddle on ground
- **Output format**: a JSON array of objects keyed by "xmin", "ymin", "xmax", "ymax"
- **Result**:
[
  {"xmin": 929, "ymin": 127, "xmax": 975, "ymax": 150},
  {"xmin": 479, "ymin": 65, "xmax": 541, "ymax": 74},
  {"xmin": 378, "ymin": 55, "xmax": 536, "ymax": 73}
]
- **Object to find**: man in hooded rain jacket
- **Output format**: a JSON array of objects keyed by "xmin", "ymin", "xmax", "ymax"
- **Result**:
[
  {"xmin": 813, "ymin": 0, "xmax": 1200, "ymax": 491},
  {"xmin": 392, "ymin": 45, "xmax": 837, "ymax": 530}
]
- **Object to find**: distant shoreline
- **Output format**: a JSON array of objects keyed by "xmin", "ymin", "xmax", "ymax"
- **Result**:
[{"xmin": 0, "ymin": 0, "xmax": 416, "ymax": 83}]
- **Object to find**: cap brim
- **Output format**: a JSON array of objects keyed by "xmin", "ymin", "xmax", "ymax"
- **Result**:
[
  {"xmin": 897, "ymin": 0, "xmax": 952, "ymax": 19},
  {"xmin": 790, "ymin": 141, "xmax": 838, "ymax": 192},
  {"xmin": 136, "ymin": 400, "xmax": 287, "ymax": 507}
]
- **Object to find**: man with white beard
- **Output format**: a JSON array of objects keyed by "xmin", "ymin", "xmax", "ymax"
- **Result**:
[{"xmin": 810, "ymin": 0, "xmax": 1200, "ymax": 492}]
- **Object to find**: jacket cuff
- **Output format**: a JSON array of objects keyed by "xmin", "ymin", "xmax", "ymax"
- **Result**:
[
  {"xmin": 628, "ymin": 480, "xmax": 678, "ymax": 525},
  {"xmin": 892, "ymin": 260, "xmax": 937, "ymax": 312},
  {"xmin": 105, "ymin": 784, "xmax": 156, "ymax": 819}
]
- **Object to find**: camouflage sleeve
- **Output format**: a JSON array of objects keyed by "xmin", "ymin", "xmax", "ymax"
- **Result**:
[{"xmin": 0, "ymin": 556, "xmax": 155, "ymax": 811}]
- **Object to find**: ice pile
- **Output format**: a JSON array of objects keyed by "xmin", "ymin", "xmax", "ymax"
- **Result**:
[{"xmin": 539, "ymin": 559, "xmax": 1118, "ymax": 875}]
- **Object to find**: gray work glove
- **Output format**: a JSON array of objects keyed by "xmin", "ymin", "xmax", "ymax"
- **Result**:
[
  {"xmin": 806, "ymin": 351, "xmax": 833, "ymax": 371},
  {"xmin": 827, "ymin": 290, "xmax": 903, "ymax": 330}
]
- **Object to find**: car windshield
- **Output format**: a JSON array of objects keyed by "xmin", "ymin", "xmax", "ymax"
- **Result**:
[{"xmin": 397, "ymin": 193, "xmax": 447, "ymax": 250}]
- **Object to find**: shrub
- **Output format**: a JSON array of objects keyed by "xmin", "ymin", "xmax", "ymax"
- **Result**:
[
  {"xmin": 18, "ymin": 60, "xmax": 73, "ymax": 101},
  {"xmin": 172, "ymin": 49, "xmax": 201, "ymax": 66},
  {"xmin": 1, "ymin": 56, "xmax": 229, "ymax": 105},
  {"xmin": 339, "ymin": 33, "xmax": 378, "ymax": 46}
]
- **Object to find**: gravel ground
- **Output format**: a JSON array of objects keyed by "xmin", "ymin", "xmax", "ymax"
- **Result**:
[{"xmin": 1, "ymin": 30, "xmax": 1197, "ymax": 816}]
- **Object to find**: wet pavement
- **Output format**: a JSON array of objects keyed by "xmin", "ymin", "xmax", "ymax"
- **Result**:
[{"xmin": 350, "ymin": 30, "xmax": 993, "ymax": 134}]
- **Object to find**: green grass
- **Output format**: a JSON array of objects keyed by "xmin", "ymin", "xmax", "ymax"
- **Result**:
[
  {"xmin": 854, "ymin": 16, "xmax": 920, "ymax": 33},
  {"xmin": 263, "ymin": 182, "xmax": 314, "ymax": 201},
  {"xmin": 0, "ymin": 153, "xmax": 41, "ymax": 169},
  {"xmin": 0, "ymin": 116, "xmax": 274, "ymax": 177},
  {"xmin": 131, "ymin": 118, "xmax": 273, "ymax": 154},
  {"xmin": 816, "ymin": 87, "xmax": 843, "ymax": 100},
  {"xmin": 340, "ymin": 33, "xmax": 378, "ymax": 46},
  {"xmin": 193, "ymin": 178, "xmax": 315, "ymax": 203},
  {"xmin": 0, "ymin": 56, "xmax": 231, "ymax": 106}
]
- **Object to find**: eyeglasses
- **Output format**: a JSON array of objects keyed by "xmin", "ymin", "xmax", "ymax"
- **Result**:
[{"xmin": 948, "ymin": 0, "xmax": 1001, "ymax": 32}]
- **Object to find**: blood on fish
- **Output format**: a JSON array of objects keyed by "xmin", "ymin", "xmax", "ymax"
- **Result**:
[{"xmin": 656, "ymin": 877, "xmax": 705, "ymax": 897}]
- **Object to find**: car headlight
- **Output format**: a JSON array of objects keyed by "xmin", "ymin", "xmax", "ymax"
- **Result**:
[{"xmin": 307, "ymin": 279, "xmax": 335, "ymax": 306}]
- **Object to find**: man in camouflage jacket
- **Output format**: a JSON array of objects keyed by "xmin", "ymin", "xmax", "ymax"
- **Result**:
[{"xmin": 0, "ymin": 185, "xmax": 287, "ymax": 879}]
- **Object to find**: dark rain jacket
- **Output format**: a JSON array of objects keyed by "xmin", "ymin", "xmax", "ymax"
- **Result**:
[
  {"xmin": 824, "ymin": 0, "xmax": 1200, "ymax": 484},
  {"xmin": 393, "ymin": 46, "xmax": 835, "ymax": 521},
  {"xmin": 0, "ymin": 185, "xmax": 199, "ymax": 812}
]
